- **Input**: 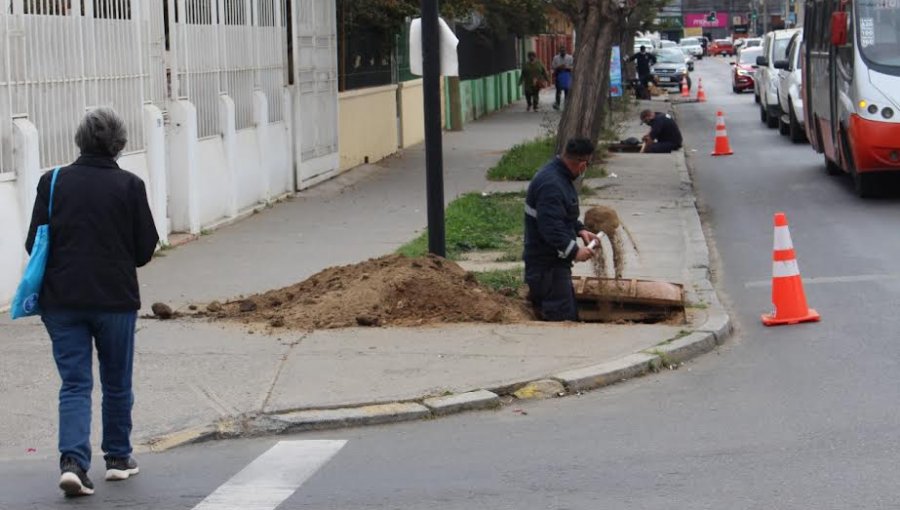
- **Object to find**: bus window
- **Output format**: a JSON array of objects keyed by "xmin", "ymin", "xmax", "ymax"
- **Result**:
[{"xmin": 857, "ymin": 0, "xmax": 900, "ymax": 69}]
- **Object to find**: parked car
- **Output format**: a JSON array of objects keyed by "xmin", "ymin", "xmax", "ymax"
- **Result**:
[
  {"xmin": 652, "ymin": 48, "xmax": 692, "ymax": 91},
  {"xmin": 679, "ymin": 37, "xmax": 704, "ymax": 60},
  {"xmin": 732, "ymin": 46, "xmax": 763, "ymax": 93},
  {"xmin": 755, "ymin": 28, "xmax": 801, "ymax": 128},
  {"xmin": 775, "ymin": 30, "xmax": 806, "ymax": 142},
  {"xmin": 709, "ymin": 39, "xmax": 735, "ymax": 56}
]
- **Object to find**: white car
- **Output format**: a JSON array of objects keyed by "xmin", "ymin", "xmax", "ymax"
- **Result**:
[
  {"xmin": 679, "ymin": 37, "xmax": 704, "ymax": 59},
  {"xmin": 658, "ymin": 40, "xmax": 677, "ymax": 50},
  {"xmin": 755, "ymin": 28, "xmax": 801, "ymax": 129},
  {"xmin": 775, "ymin": 30, "xmax": 806, "ymax": 143},
  {"xmin": 634, "ymin": 38, "xmax": 654, "ymax": 54}
]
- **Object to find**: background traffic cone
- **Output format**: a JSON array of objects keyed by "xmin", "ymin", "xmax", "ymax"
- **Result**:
[
  {"xmin": 761, "ymin": 213, "xmax": 820, "ymax": 326},
  {"xmin": 680, "ymin": 77, "xmax": 690, "ymax": 97},
  {"xmin": 711, "ymin": 111, "xmax": 734, "ymax": 156},
  {"xmin": 696, "ymin": 79, "xmax": 707, "ymax": 102}
]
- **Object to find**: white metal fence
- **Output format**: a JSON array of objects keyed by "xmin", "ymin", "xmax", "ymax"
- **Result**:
[
  {"xmin": 0, "ymin": 0, "xmax": 289, "ymax": 171},
  {"xmin": 174, "ymin": 0, "xmax": 287, "ymax": 138},
  {"xmin": 0, "ymin": 0, "xmax": 147, "ymax": 170}
]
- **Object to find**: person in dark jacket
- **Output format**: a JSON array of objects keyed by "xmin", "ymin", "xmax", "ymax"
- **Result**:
[
  {"xmin": 26, "ymin": 107, "xmax": 159, "ymax": 497},
  {"xmin": 640, "ymin": 109, "xmax": 683, "ymax": 153},
  {"xmin": 523, "ymin": 138, "xmax": 599, "ymax": 321},
  {"xmin": 628, "ymin": 46, "xmax": 657, "ymax": 89}
]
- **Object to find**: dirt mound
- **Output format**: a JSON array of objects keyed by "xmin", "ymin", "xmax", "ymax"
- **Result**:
[{"xmin": 216, "ymin": 254, "xmax": 532, "ymax": 330}]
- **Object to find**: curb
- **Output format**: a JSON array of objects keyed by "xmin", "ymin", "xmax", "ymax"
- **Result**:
[{"xmin": 139, "ymin": 116, "xmax": 733, "ymax": 453}]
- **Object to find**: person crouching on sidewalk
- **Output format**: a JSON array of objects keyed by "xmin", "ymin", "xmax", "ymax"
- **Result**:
[
  {"xmin": 640, "ymin": 109, "xmax": 683, "ymax": 154},
  {"xmin": 26, "ymin": 107, "xmax": 159, "ymax": 497},
  {"xmin": 523, "ymin": 138, "xmax": 600, "ymax": 321}
]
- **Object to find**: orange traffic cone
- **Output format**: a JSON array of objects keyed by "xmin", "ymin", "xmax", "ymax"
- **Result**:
[
  {"xmin": 696, "ymin": 78, "xmax": 707, "ymax": 102},
  {"xmin": 710, "ymin": 111, "xmax": 734, "ymax": 156},
  {"xmin": 680, "ymin": 76, "xmax": 690, "ymax": 97},
  {"xmin": 761, "ymin": 213, "xmax": 820, "ymax": 327}
]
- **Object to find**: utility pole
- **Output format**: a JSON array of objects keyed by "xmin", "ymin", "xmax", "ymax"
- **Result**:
[{"xmin": 421, "ymin": 0, "xmax": 446, "ymax": 257}]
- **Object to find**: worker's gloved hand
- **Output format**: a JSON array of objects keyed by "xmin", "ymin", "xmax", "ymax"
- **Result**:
[
  {"xmin": 578, "ymin": 229, "xmax": 600, "ymax": 247},
  {"xmin": 575, "ymin": 247, "xmax": 595, "ymax": 262}
]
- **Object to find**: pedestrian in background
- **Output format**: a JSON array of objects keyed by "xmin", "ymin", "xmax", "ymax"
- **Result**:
[
  {"xmin": 519, "ymin": 51, "xmax": 549, "ymax": 112},
  {"xmin": 26, "ymin": 107, "xmax": 159, "ymax": 497},
  {"xmin": 628, "ymin": 46, "xmax": 657, "ymax": 92},
  {"xmin": 551, "ymin": 46, "xmax": 574, "ymax": 110},
  {"xmin": 523, "ymin": 138, "xmax": 600, "ymax": 321}
]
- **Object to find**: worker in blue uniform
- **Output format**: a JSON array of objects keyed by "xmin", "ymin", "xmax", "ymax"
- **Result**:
[{"xmin": 523, "ymin": 138, "xmax": 600, "ymax": 321}]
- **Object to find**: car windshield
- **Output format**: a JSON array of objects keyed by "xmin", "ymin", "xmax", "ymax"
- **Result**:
[
  {"xmin": 660, "ymin": 41, "xmax": 676, "ymax": 48},
  {"xmin": 715, "ymin": 39, "xmax": 732, "ymax": 46},
  {"xmin": 857, "ymin": 0, "xmax": 900, "ymax": 68},
  {"xmin": 657, "ymin": 50, "xmax": 685, "ymax": 63},
  {"xmin": 680, "ymin": 38, "xmax": 700, "ymax": 46},
  {"xmin": 739, "ymin": 47, "xmax": 763, "ymax": 64},
  {"xmin": 745, "ymin": 39, "xmax": 762, "ymax": 47}
]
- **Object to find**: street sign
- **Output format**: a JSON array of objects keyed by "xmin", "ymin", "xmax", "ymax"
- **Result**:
[{"xmin": 707, "ymin": 10, "xmax": 717, "ymax": 21}]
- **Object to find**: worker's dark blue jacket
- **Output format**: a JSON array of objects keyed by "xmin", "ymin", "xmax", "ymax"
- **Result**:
[{"xmin": 523, "ymin": 157, "xmax": 585, "ymax": 268}]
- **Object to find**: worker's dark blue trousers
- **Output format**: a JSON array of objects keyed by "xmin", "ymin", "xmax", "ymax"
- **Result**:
[
  {"xmin": 525, "ymin": 265, "xmax": 578, "ymax": 322},
  {"xmin": 645, "ymin": 141, "xmax": 681, "ymax": 153}
]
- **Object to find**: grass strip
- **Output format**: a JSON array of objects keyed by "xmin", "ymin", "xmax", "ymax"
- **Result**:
[
  {"xmin": 474, "ymin": 268, "xmax": 525, "ymax": 292},
  {"xmin": 398, "ymin": 192, "xmax": 525, "ymax": 260},
  {"xmin": 486, "ymin": 137, "xmax": 556, "ymax": 181}
]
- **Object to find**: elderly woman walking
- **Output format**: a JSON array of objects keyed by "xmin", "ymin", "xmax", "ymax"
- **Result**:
[{"xmin": 25, "ymin": 108, "xmax": 159, "ymax": 497}]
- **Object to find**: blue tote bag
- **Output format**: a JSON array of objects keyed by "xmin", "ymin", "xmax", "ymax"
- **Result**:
[{"xmin": 10, "ymin": 167, "xmax": 60, "ymax": 319}]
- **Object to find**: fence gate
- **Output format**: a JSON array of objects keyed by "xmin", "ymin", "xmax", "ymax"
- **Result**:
[{"xmin": 292, "ymin": 0, "xmax": 339, "ymax": 187}]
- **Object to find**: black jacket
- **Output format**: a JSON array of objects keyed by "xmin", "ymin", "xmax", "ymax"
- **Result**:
[
  {"xmin": 523, "ymin": 157, "xmax": 586, "ymax": 268},
  {"xmin": 26, "ymin": 155, "xmax": 159, "ymax": 312},
  {"xmin": 629, "ymin": 52, "xmax": 657, "ymax": 77},
  {"xmin": 649, "ymin": 112, "xmax": 683, "ymax": 148}
]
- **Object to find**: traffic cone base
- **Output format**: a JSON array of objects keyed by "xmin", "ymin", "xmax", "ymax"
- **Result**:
[{"xmin": 762, "ymin": 309, "xmax": 820, "ymax": 326}]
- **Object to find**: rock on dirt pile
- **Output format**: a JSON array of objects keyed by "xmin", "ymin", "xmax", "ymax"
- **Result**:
[{"xmin": 216, "ymin": 254, "xmax": 531, "ymax": 330}]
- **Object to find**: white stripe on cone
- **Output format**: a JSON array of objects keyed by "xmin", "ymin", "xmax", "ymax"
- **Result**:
[
  {"xmin": 774, "ymin": 226, "xmax": 794, "ymax": 250},
  {"xmin": 773, "ymin": 260, "xmax": 801, "ymax": 278}
]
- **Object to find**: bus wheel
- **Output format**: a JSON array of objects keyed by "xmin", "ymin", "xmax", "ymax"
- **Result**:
[
  {"xmin": 825, "ymin": 156, "xmax": 842, "ymax": 176},
  {"xmin": 853, "ymin": 171, "xmax": 879, "ymax": 198},
  {"xmin": 843, "ymin": 130, "xmax": 879, "ymax": 197},
  {"xmin": 779, "ymin": 116, "xmax": 790, "ymax": 135}
]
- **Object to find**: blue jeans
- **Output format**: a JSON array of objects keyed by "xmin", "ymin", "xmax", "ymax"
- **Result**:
[{"xmin": 42, "ymin": 309, "xmax": 137, "ymax": 470}]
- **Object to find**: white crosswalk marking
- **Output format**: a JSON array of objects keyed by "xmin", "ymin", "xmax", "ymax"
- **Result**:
[{"xmin": 191, "ymin": 440, "xmax": 347, "ymax": 510}]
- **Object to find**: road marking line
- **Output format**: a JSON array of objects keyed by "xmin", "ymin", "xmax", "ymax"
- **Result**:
[
  {"xmin": 191, "ymin": 440, "xmax": 347, "ymax": 510},
  {"xmin": 745, "ymin": 273, "xmax": 900, "ymax": 288}
]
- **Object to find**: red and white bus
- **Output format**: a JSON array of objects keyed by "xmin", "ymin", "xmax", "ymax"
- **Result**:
[{"xmin": 803, "ymin": 0, "xmax": 900, "ymax": 197}]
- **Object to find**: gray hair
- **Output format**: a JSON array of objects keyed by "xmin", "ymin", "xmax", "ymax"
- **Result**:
[{"xmin": 74, "ymin": 107, "xmax": 128, "ymax": 158}]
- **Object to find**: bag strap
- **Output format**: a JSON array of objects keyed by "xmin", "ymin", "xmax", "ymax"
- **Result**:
[{"xmin": 48, "ymin": 167, "xmax": 61, "ymax": 219}]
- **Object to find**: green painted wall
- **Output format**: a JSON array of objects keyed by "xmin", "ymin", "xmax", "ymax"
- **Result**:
[{"xmin": 446, "ymin": 69, "xmax": 526, "ymax": 129}]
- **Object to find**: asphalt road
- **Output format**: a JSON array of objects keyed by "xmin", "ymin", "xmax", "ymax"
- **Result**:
[{"xmin": 5, "ymin": 57, "xmax": 900, "ymax": 509}]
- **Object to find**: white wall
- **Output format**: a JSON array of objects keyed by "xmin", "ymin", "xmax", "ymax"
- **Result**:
[
  {"xmin": 0, "ymin": 89, "xmax": 295, "ymax": 309},
  {"xmin": 0, "ymin": 179, "xmax": 24, "ymax": 306}
]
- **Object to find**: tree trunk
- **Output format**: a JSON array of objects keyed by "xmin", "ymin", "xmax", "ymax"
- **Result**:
[{"xmin": 555, "ymin": 1, "xmax": 617, "ymax": 153}]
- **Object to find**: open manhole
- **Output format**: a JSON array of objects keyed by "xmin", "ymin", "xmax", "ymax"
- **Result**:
[{"xmin": 573, "ymin": 276, "xmax": 686, "ymax": 324}]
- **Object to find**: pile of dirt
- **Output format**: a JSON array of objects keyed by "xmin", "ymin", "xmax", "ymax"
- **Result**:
[{"xmin": 214, "ymin": 254, "xmax": 532, "ymax": 330}]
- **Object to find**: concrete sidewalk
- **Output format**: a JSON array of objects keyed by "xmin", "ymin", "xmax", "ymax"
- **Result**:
[{"xmin": 0, "ymin": 98, "xmax": 729, "ymax": 461}]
